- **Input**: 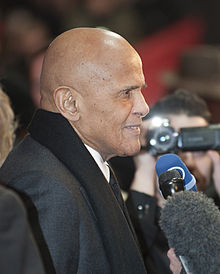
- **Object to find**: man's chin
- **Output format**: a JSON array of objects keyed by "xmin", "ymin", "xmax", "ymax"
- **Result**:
[{"xmin": 120, "ymin": 143, "xmax": 141, "ymax": 157}]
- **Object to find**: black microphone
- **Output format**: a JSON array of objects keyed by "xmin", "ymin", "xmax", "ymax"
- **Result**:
[
  {"xmin": 158, "ymin": 169, "xmax": 185, "ymax": 199},
  {"xmin": 159, "ymin": 191, "xmax": 220, "ymax": 274}
]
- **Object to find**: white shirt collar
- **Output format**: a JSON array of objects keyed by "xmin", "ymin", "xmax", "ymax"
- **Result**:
[{"xmin": 84, "ymin": 144, "xmax": 110, "ymax": 182}]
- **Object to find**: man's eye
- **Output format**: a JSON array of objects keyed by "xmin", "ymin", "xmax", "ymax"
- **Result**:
[
  {"xmin": 123, "ymin": 90, "xmax": 131, "ymax": 96},
  {"xmin": 119, "ymin": 88, "xmax": 135, "ymax": 98}
]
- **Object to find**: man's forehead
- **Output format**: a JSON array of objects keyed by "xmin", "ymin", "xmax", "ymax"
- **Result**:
[{"xmin": 168, "ymin": 114, "xmax": 208, "ymax": 130}]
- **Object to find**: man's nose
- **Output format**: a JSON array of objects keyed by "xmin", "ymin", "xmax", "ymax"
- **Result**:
[{"xmin": 133, "ymin": 91, "xmax": 149, "ymax": 118}]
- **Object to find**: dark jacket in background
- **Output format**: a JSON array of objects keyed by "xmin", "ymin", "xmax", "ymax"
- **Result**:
[
  {"xmin": 126, "ymin": 190, "xmax": 171, "ymax": 274},
  {"xmin": 0, "ymin": 184, "xmax": 45, "ymax": 274}
]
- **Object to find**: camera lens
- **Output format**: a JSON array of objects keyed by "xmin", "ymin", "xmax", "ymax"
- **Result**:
[
  {"xmin": 145, "ymin": 117, "xmax": 179, "ymax": 155},
  {"xmin": 148, "ymin": 126, "xmax": 178, "ymax": 155},
  {"xmin": 157, "ymin": 131, "xmax": 172, "ymax": 144}
]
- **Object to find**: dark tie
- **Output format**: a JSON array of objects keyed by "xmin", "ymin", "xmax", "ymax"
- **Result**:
[
  {"xmin": 108, "ymin": 164, "xmax": 141, "ymax": 245},
  {"xmin": 108, "ymin": 164, "xmax": 124, "ymax": 209}
]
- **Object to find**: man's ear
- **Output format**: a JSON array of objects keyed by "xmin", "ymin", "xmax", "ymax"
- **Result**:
[{"xmin": 53, "ymin": 86, "xmax": 80, "ymax": 121}]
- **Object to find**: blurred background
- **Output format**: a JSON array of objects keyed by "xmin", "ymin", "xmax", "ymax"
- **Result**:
[{"xmin": 1, "ymin": 0, "xmax": 220, "ymax": 140}]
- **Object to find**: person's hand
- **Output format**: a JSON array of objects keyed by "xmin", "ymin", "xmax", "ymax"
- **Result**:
[
  {"xmin": 208, "ymin": 150, "xmax": 220, "ymax": 197},
  {"xmin": 130, "ymin": 151, "xmax": 156, "ymax": 196},
  {"xmin": 167, "ymin": 248, "xmax": 182, "ymax": 274},
  {"xmin": 130, "ymin": 118, "xmax": 158, "ymax": 196}
]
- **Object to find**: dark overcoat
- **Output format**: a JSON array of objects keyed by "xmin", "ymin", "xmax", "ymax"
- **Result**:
[{"xmin": 0, "ymin": 109, "xmax": 147, "ymax": 274}]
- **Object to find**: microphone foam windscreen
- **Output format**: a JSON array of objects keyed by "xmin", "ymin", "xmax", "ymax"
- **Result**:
[{"xmin": 160, "ymin": 191, "xmax": 220, "ymax": 274}]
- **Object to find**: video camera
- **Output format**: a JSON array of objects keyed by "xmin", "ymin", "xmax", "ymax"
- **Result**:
[{"xmin": 144, "ymin": 117, "xmax": 220, "ymax": 156}]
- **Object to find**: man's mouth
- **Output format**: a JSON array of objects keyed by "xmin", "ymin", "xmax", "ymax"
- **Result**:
[{"xmin": 125, "ymin": 125, "xmax": 141, "ymax": 134}]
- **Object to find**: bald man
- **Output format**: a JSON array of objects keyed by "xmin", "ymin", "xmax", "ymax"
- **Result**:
[{"xmin": 0, "ymin": 28, "xmax": 149, "ymax": 274}]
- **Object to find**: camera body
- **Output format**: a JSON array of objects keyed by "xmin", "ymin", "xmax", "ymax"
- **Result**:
[{"xmin": 145, "ymin": 117, "xmax": 220, "ymax": 156}]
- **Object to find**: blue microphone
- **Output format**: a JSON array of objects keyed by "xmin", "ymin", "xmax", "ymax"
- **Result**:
[{"xmin": 155, "ymin": 153, "xmax": 197, "ymax": 192}]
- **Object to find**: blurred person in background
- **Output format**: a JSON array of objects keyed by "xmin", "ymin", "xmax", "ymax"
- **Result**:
[
  {"xmin": 1, "ymin": 9, "xmax": 50, "ymax": 68},
  {"xmin": 28, "ymin": 49, "xmax": 45, "ymax": 108},
  {"xmin": 65, "ymin": 0, "xmax": 147, "ymax": 44},
  {"xmin": 0, "ymin": 9, "xmax": 52, "ymax": 140},
  {"xmin": 162, "ymin": 44, "xmax": 220, "ymax": 124},
  {"xmin": 0, "ymin": 85, "xmax": 17, "ymax": 167},
  {"xmin": 0, "ymin": 86, "xmax": 45, "ymax": 274}
]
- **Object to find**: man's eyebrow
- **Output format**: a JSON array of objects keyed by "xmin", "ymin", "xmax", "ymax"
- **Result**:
[{"xmin": 121, "ymin": 84, "xmax": 147, "ymax": 92}]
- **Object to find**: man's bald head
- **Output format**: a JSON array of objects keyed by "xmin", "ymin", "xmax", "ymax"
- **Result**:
[
  {"xmin": 39, "ymin": 27, "xmax": 148, "ymax": 160},
  {"xmin": 40, "ymin": 27, "xmax": 141, "ymax": 111}
]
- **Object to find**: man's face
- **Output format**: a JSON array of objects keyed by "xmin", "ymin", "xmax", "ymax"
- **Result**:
[
  {"xmin": 74, "ymin": 53, "xmax": 149, "ymax": 161},
  {"xmin": 142, "ymin": 114, "xmax": 212, "ymax": 191}
]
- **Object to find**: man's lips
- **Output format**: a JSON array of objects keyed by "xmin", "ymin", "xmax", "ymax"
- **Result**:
[{"xmin": 125, "ymin": 124, "xmax": 141, "ymax": 134}]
